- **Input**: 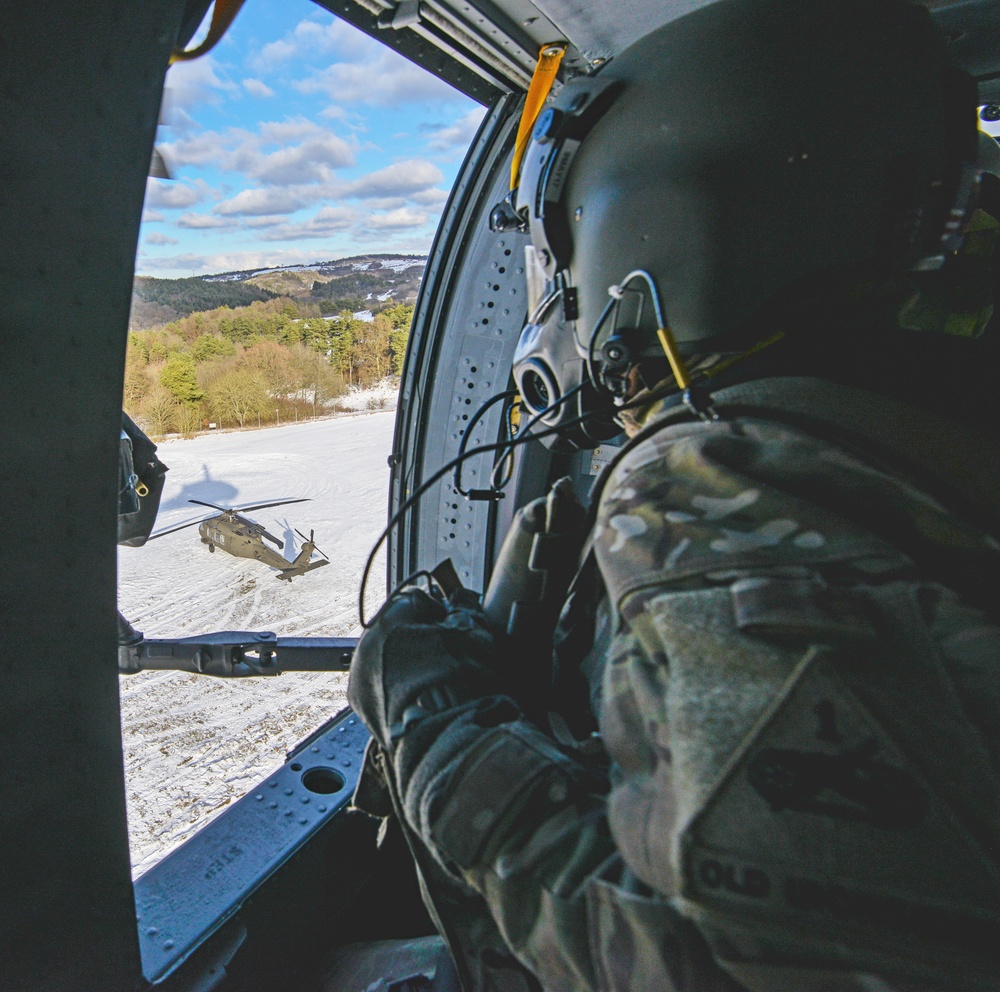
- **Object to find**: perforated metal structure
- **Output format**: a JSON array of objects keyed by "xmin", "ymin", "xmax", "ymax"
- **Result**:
[{"xmin": 390, "ymin": 96, "xmax": 542, "ymax": 593}]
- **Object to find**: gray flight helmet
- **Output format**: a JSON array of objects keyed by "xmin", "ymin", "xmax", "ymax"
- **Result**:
[{"xmin": 512, "ymin": 0, "xmax": 978, "ymax": 441}]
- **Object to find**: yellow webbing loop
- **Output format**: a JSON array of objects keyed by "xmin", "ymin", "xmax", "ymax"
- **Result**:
[
  {"xmin": 510, "ymin": 43, "xmax": 567, "ymax": 190},
  {"xmin": 170, "ymin": 0, "xmax": 247, "ymax": 64}
]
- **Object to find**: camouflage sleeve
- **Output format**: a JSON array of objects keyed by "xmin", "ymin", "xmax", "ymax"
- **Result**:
[
  {"xmin": 394, "ymin": 410, "xmax": 1000, "ymax": 992},
  {"xmin": 392, "ymin": 699, "xmax": 619, "ymax": 991}
]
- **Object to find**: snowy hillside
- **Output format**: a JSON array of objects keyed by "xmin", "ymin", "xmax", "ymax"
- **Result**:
[{"xmin": 118, "ymin": 410, "xmax": 394, "ymax": 876}]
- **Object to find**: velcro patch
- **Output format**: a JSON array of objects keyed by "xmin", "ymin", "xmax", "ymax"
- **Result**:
[{"xmin": 678, "ymin": 651, "xmax": 1000, "ymax": 979}]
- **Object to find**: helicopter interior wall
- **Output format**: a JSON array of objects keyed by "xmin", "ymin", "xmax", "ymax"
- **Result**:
[
  {"xmin": 389, "ymin": 95, "xmax": 543, "ymax": 592},
  {"xmin": 0, "ymin": 3, "xmax": 188, "ymax": 989}
]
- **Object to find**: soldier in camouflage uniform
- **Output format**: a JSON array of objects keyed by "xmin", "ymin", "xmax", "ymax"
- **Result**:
[{"xmin": 348, "ymin": 1, "xmax": 1000, "ymax": 990}]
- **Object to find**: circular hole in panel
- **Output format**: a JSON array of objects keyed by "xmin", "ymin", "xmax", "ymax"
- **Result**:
[
  {"xmin": 498, "ymin": 267, "xmax": 506, "ymax": 274},
  {"xmin": 493, "ymin": 284, "xmax": 500, "ymax": 291},
  {"xmin": 302, "ymin": 767, "xmax": 345, "ymax": 794},
  {"xmin": 471, "ymin": 366, "xmax": 478, "ymax": 373},
  {"xmin": 504, "ymin": 249, "xmax": 511, "ymax": 256},
  {"xmin": 290, "ymin": 763, "xmax": 302, "ymax": 772},
  {"xmin": 482, "ymin": 318, "xmax": 489, "ymax": 325}
]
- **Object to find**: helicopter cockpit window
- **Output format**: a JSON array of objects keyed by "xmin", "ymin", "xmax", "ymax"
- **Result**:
[{"xmin": 118, "ymin": 0, "xmax": 484, "ymax": 876}]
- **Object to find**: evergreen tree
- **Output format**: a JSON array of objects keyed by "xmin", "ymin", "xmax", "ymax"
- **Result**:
[
  {"xmin": 160, "ymin": 352, "xmax": 204, "ymax": 404},
  {"xmin": 192, "ymin": 334, "xmax": 235, "ymax": 362}
]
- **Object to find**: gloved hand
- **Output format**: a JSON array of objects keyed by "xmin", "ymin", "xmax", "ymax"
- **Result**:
[{"xmin": 347, "ymin": 586, "xmax": 510, "ymax": 757}]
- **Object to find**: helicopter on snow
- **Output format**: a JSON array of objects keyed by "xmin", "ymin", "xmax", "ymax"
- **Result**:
[{"xmin": 152, "ymin": 498, "xmax": 330, "ymax": 581}]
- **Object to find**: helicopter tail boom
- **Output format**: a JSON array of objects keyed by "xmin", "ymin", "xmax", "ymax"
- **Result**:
[
  {"xmin": 276, "ymin": 558, "xmax": 329, "ymax": 581},
  {"xmin": 275, "ymin": 535, "xmax": 330, "ymax": 580}
]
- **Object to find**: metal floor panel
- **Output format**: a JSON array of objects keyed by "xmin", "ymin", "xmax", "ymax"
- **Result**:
[{"xmin": 135, "ymin": 711, "xmax": 370, "ymax": 984}]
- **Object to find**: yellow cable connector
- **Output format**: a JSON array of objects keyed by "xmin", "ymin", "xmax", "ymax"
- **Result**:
[
  {"xmin": 510, "ymin": 43, "xmax": 567, "ymax": 190},
  {"xmin": 171, "ymin": 0, "xmax": 247, "ymax": 64},
  {"xmin": 655, "ymin": 326, "xmax": 693, "ymax": 392}
]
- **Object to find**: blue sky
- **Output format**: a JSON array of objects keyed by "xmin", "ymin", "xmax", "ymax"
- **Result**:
[{"xmin": 139, "ymin": 1, "xmax": 486, "ymax": 278}]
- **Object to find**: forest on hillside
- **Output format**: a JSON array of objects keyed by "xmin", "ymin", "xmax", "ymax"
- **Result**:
[
  {"xmin": 130, "ymin": 255, "xmax": 425, "ymax": 331},
  {"xmin": 125, "ymin": 297, "xmax": 413, "ymax": 436}
]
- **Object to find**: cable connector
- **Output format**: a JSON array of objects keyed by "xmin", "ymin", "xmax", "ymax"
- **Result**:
[{"xmin": 682, "ymin": 385, "xmax": 719, "ymax": 422}]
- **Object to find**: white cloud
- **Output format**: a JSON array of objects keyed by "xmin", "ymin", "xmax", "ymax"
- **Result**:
[
  {"xmin": 142, "ymin": 209, "xmax": 165, "ymax": 223},
  {"xmin": 163, "ymin": 58, "xmax": 239, "ymax": 123},
  {"xmin": 257, "ymin": 206, "xmax": 359, "ymax": 241},
  {"xmin": 424, "ymin": 107, "xmax": 487, "ymax": 152},
  {"xmin": 365, "ymin": 197, "xmax": 408, "ymax": 211},
  {"xmin": 241, "ymin": 78, "xmax": 275, "ymax": 99},
  {"xmin": 144, "ymin": 179, "xmax": 212, "ymax": 210},
  {"xmin": 161, "ymin": 120, "xmax": 356, "ymax": 185},
  {"xmin": 253, "ymin": 17, "xmax": 376, "ymax": 70},
  {"xmin": 252, "ymin": 36, "xmax": 298, "ymax": 71},
  {"xmin": 145, "ymin": 231, "xmax": 179, "ymax": 245},
  {"xmin": 242, "ymin": 215, "xmax": 291, "ymax": 228},
  {"xmin": 353, "ymin": 229, "xmax": 436, "ymax": 252},
  {"xmin": 365, "ymin": 207, "xmax": 431, "ymax": 230},
  {"xmin": 264, "ymin": 15, "xmax": 461, "ymax": 108},
  {"xmin": 258, "ymin": 120, "xmax": 328, "ymax": 144},
  {"xmin": 137, "ymin": 248, "xmax": 316, "ymax": 277},
  {"xmin": 251, "ymin": 134, "xmax": 354, "ymax": 184},
  {"xmin": 214, "ymin": 187, "xmax": 312, "ymax": 216},
  {"xmin": 138, "ymin": 252, "xmax": 217, "ymax": 273},
  {"xmin": 177, "ymin": 212, "xmax": 233, "ymax": 229},
  {"xmin": 410, "ymin": 187, "xmax": 450, "ymax": 206},
  {"xmin": 300, "ymin": 53, "xmax": 459, "ymax": 107},
  {"xmin": 344, "ymin": 159, "xmax": 444, "ymax": 198},
  {"xmin": 158, "ymin": 131, "xmax": 230, "ymax": 169}
]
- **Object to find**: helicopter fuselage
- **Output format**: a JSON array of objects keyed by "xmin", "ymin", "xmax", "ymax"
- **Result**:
[{"xmin": 197, "ymin": 512, "xmax": 327, "ymax": 580}]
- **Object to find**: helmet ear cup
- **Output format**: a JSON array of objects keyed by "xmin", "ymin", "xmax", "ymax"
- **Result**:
[{"xmin": 516, "ymin": 359, "xmax": 560, "ymax": 419}]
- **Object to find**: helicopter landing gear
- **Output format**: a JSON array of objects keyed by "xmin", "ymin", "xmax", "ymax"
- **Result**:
[{"xmin": 207, "ymin": 543, "xmax": 215, "ymax": 553}]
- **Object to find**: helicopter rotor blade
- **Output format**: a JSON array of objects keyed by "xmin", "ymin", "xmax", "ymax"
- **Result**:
[
  {"xmin": 295, "ymin": 527, "xmax": 329, "ymax": 560},
  {"xmin": 188, "ymin": 497, "xmax": 310, "ymax": 515},
  {"xmin": 261, "ymin": 530, "xmax": 284, "ymax": 550},
  {"xmin": 149, "ymin": 515, "xmax": 212, "ymax": 539},
  {"xmin": 235, "ymin": 498, "xmax": 311, "ymax": 514},
  {"xmin": 188, "ymin": 499, "xmax": 229, "ymax": 512}
]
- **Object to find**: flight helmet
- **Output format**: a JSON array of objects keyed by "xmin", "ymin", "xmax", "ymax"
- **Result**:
[{"xmin": 510, "ymin": 0, "xmax": 978, "ymax": 446}]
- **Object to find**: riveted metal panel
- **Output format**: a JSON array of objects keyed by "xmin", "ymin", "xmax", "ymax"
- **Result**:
[
  {"xmin": 390, "ymin": 95, "xmax": 548, "ymax": 594},
  {"xmin": 135, "ymin": 712, "xmax": 370, "ymax": 984}
]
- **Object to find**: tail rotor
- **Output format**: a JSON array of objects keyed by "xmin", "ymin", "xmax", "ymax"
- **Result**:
[{"xmin": 295, "ymin": 528, "xmax": 329, "ymax": 560}]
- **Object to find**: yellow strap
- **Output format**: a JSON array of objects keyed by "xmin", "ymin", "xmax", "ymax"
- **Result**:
[
  {"xmin": 510, "ymin": 43, "xmax": 567, "ymax": 190},
  {"xmin": 655, "ymin": 326, "xmax": 693, "ymax": 391},
  {"xmin": 170, "ymin": 0, "xmax": 247, "ymax": 64}
]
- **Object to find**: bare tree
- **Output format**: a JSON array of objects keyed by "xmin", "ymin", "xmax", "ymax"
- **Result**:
[
  {"xmin": 208, "ymin": 369, "xmax": 269, "ymax": 429},
  {"xmin": 140, "ymin": 386, "xmax": 178, "ymax": 436},
  {"xmin": 352, "ymin": 314, "xmax": 393, "ymax": 387}
]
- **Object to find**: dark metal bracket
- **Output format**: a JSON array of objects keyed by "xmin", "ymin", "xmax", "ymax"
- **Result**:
[{"xmin": 117, "ymin": 624, "xmax": 357, "ymax": 677}]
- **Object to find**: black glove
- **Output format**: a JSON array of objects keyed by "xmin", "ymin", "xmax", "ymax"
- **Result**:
[{"xmin": 347, "ymin": 586, "xmax": 510, "ymax": 757}]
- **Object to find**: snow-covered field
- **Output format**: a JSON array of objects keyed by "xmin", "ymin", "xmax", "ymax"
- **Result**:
[{"xmin": 118, "ymin": 410, "xmax": 394, "ymax": 876}]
